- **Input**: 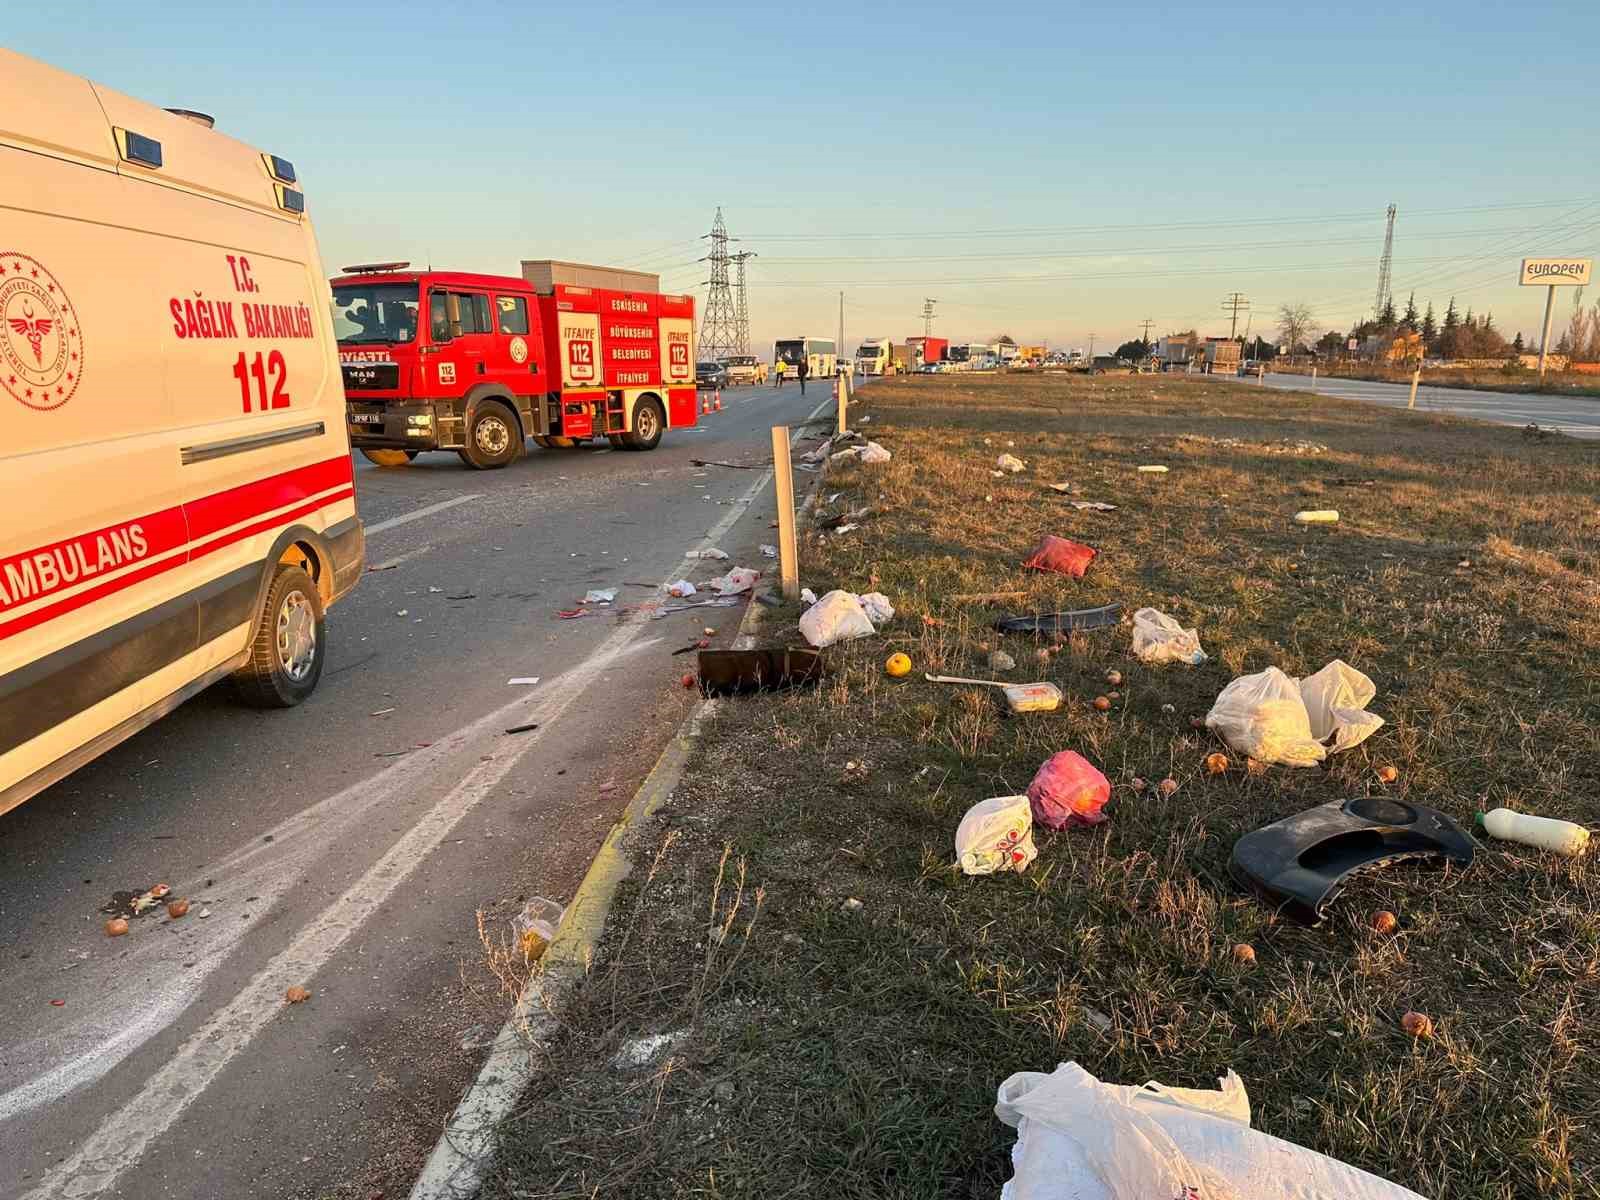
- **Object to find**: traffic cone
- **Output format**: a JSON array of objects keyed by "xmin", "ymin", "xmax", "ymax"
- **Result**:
[
  {"xmin": 700, "ymin": 392, "xmax": 710, "ymax": 415},
  {"xmin": 713, "ymin": 388, "xmax": 723, "ymax": 412}
]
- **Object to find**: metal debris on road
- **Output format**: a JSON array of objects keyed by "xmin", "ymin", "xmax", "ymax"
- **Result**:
[
  {"xmin": 507, "ymin": 677, "xmax": 541, "ymax": 686},
  {"xmin": 504, "ymin": 722, "xmax": 540, "ymax": 735}
]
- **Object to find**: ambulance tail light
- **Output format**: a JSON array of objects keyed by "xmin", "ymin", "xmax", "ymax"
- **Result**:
[
  {"xmin": 275, "ymin": 184, "xmax": 305, "ymax": 214},
  {"xmin": 114, "ymin": 128, "xmax": 163, "ymax": 169}
]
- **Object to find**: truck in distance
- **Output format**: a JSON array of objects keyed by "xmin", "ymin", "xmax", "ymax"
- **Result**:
[
  {"xmin": 854, "ymin": 338, "xmax": 891, "ymax": 376},
  {"xmin": 774, "ymin": 336, "xmax": 836, "ymax": 379},
  {"xmin": 333, "ymin": 259, "xmax": 697, "ymax": 467}
]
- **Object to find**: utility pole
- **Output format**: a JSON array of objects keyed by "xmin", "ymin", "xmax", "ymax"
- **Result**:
[
  {"xmin": 921, "ymin": 297, "xmax": 938, "ymax": 337},
  {"xmin": 838, "ymin": 291, "xmax": 845, "ymax": 372},
  {"xmin": 697, "ymin": 207, "xmax": 739, "ymax": 361},
  {"xmin": 1139, "ymin": 318, "xmax": 1154, "ymax": 344},
  {"xmin": 1088, "ymin": 331, "xmax": 1095, "ymax": 362},
  {"xmin": 729, "ymin": 250, "xmax": 757, "ymax": 355},
  {"xmin": 1221, "ymin": 293, "xmax": 1250, "ymax": 339}
]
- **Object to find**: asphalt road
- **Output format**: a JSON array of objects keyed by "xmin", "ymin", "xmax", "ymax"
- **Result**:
[
  {"xmin": 1257, "ymin": 371, "xmax": 1600, "ymax": 437},
  {"xmin": 0, "ymin": 380, "xmax": 832, "ymax": 1199}
]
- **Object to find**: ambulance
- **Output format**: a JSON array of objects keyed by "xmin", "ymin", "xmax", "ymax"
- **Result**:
[{"xmin": 0, "ymin": 50, "xmax": 363, "ymax": 816}]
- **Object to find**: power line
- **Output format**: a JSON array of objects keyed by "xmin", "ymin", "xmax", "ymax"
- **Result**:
[{"xmin": 1222, "ymin": 293, "xmax": 1250, "ymax": 338}]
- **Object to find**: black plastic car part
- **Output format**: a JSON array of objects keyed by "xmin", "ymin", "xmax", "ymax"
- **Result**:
[
  {"xmin": 993, "ymin": 603, "xmax": 1122, "ymax": 635},
  {"xmin": 696, "ymin": 648, "xmax": 824, "ymax": 697},
  {"xmin": 1230, "ymin": 796, "xmax": 1474, "ymax": 926}
]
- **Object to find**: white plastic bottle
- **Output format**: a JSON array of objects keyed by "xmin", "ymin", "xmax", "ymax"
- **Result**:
[{"xmin": 1476, "ymin": 808, "xmax": 1590, "ymax": 857}]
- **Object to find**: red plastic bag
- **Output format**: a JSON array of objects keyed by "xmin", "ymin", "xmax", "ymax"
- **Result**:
[
  {"xmin": 1026, "ymin": 751, "xmax": 1111, "ymax": 830},
  {"xmin": 1022, "ymin": 535, "xmax": 1097, "ymax": 579}
]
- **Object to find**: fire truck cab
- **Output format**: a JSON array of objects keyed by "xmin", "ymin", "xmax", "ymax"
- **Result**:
[{"xmin": 333, "ymin": 263, "xmax": 696, "ymax": 468}]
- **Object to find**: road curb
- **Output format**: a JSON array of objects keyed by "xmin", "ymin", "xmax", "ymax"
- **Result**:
[{"xmin": 407, "ymin": 392, "xmax": 837, "ymax": 1200}]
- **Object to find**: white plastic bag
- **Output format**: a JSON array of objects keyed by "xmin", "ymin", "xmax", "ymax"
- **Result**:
[
  {"xmin": 798, "ymin": 589, "xmax": 876, "ymax": 647},
  {"xmin": 996, "ymin": 452, "xmax": 1026, "ymax": 473},
  {"xmin": 955, "ymin": 795, "xmax": 1037, "ymax": 876},
  {"xmin": 709, "ymin": 566, "xmax": 759, "ymax": 595},
  {"xmin": 1131, "ymin": 607, "xmax": 1207, "ymax": 665},
  {"xmin": 1206, "ymin": 661, "xmax": 1383, "ymax": 767},
  {"xmin": 667, "ymin": 579, "xmax": 696, "ymax": 597},
  {"xmin": 996, "ymin": 1062, "xmax": 1426, "ymax": 1200},
  {"xmin": 1206, "ymin": 667, "xmax": 1326, "ymax": 767},
  {"xmin": 859, "ymin": 441, "xmax": 891, "ymax": 464},
  {"xmin": 1298, "ymin": 659, "xmax": 1384, "ymax": 752},
  {"xmin": 855, "ymin": 592, "xmax": 894, "ymax": 626}
]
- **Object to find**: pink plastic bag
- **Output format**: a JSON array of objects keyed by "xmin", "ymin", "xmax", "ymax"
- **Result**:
[
  {"xmin": 1027, "ymin": 751, "xmax": 1111, "ymax": 830},
  {"xmin": 1022, "ymin": 535, "xmax": 1097, "ymax": 579}
]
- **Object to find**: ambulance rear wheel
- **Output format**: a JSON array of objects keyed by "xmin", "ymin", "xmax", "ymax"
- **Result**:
[
  {"xmin": 360, "ymin": 448, "xmax": 415, "ymax": 467},
  {"xmin": 624, "ymin": 397, "xmax": 665, "ymax": 451},
  {"xmin": 462, "ymin": 400, "xmax": 519, "ymax": 469},
  {"xmin": 234, "ymin": 564, "xmax": 324, "ymax": 708}
]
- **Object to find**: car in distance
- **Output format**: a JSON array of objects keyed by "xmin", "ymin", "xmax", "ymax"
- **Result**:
[{"xmin": 696, "ymin": 360, "xmax": 729, "ymax": 390}]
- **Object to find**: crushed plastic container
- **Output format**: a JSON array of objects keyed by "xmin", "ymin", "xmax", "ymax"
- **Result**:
[{"xmin": 512, "ymin": 897, "xmax": 565, "ymax": 960}]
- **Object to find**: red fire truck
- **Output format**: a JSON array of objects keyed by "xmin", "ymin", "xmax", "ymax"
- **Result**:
[{"xmin": 331, "ymin": 260, "xmax": 697, "ymax": 468}]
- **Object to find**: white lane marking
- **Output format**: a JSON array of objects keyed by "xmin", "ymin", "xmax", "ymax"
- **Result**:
[
  {"xmin": 364, "ymin": 494, "xmax": 482, "ymax": 535},
  {"xmin": 364, "ymin": 543, "xmax": 436, "ymax": 572},
  {"xmin": 19, "ymin": 396, "xmax": 835, "ymax": 1199},
  {"xmin": 406, "ymin": 391, "xmax": 834, "ymax": 1200}
]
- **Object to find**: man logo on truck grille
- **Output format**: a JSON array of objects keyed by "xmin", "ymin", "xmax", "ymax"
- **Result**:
[{"xmin": 0, "ymin": 253, "xmax": 82, "ymax": 412}]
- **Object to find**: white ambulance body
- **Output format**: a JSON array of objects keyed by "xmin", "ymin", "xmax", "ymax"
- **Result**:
[{"xmin": 0, "ymin": 50, "xmax": 363, "ymax": 816}]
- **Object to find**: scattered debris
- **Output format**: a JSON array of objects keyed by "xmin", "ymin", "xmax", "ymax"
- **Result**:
[
  {"xmin": 556, "ymin": 608, "xmax": 589, "ymax": 619},
  {"xmin": 610, "ymin": 1032, "xmax": 685, "ymax": 1070},
  {"xmin": 1232, "ymin": 943, "xmax": 1256, "ymax": 965},
  {"xmin": 1092, "ymin": 695, "xmax": 1111, "ymax": 711},
  {"xmin": 685, "ymin": 548, "xmax": 729, "ymax": 560},
  {"xmin": 708, "ymin": 566, "xmax": 760, "ymax": 595},
  {"xmin": 1158, "ymin": 778, "xmax": 1179, "ymax": 797},
  {"xmin": 101, "ymin": 883, "xmax": 172, "ymax": 920},
  {"xmin": 841, "ymin": 897, "xmax": 865, "ymax": 913},
  {"xmin": 506, "ymin": 677, "xmax": 541, "ymax": 686},
  {"xmin": 996, "ymin": 453, "xmax": 1026, "ymax": 473},
  {"xmin": 1371, "ymin": 910, "xmax": 1399, "ymax": 935},
  {"xmin": 667, "ymin": 580, "xmax": 697, "ymax": 597},
  {"xmin": 885, "ymin": 653, "xmax": 912, "ymax": 678},
  {"xmin": 1206, "ymin": 661, "xmax": 1382, "ymax": 766},
  {"xmin": 1132, "ymin": 607, "xmax": 1208, "ymax": 665},
  {"xmin": 284, "ymin": 986, "xmax": 312, "ymax": 1004},
  {"xmin": 1104, "ymin": 670, "xmax": 1122, "ymax": 686},
  {"xmin": 697, "ymin": 648, "xmax": 825, "ymax": 696},
  {"xmin": 1376, "ymin": 765, "xmax": 1399, "ymax": 783},
  {"xmin": 1161, "ymin": 703, "xmax": 1175, "ymax": 714},
  {"xmin": 994, "ymin": 603, "xmax": 1121, "ymax": 635},
  {"xmin": 989, "ymin": 650, "xmax": 1016, "ymax": 672},
  {"xmin": 370, "ymin": 707, "xmax": 396, "ymax": 717},
  {"xmin": 166, "ymin": 898, "xmax": 190, "ymax": 920},
  {"xmin": 513, "ymin": 898, "xmax": 564, "ymax": 960},
  {"xmin": 198, "ymin": 907, "xmax": 211, "ymax": 919},
  {"xmin": 1022, "ymin": 534, "xmax": 1097, "ymax": 579},
  {"xmin": 1327, "ymin": 477, "xmax": 1377, "ymax": 486},
  {"xmin": 1027, "ymin": 751, "xmax": 1111, "ymax": 830},
  {"xmin": 1069, "ymin": 500, "xmax": 1117, "ymax": 512},
  {"xmin": 925, "ymin": 673, "xmax": 1063, "ymax": 714},
  {"xmin": 1476, "ymin": 807, "xmax": 1590, "ymax": 856},
  {"xmin": 105, "ymin": 918, "xmax": 129, "ymax": 937},
  {"xmin": 690, "ymin": 458, "xmax": 759, "ymax": 470},
  {"xmin": 1294, "ymin": 509, "xmax": 1340, "ymax": 524},
  {"xmin": 504, "ymin": 722, "xmax": 540, "ymax": 735},
  {"xmin": 582, "ymin": 588, "xmax": 617, "ymax": 605},
  {"xmin": 798, "ymin": 590, "xmax": 877, "ymax": 647},
  {"xmin": 859, "ymin": 441, "xmax": 891, "ymax": 464},
  {"xmin": 1204, "ymin": 752, "xmax": 1230, "ymax": 775},
  {"xmin": 760, "ymin": 544, "xmax": 778, "ymax": 558},
  {"xmin": 956, "ymin": 795, "xmax": 1038, "ymax": 875},
  {"xmin": 1136, "ymin": 464, "xmax": 1169, "ymax": 474},
  {"xmin": 1046, "ymin": 482, "xmax": 1072, "ymax": 493},
  {"xmin": 1401, "ymin": 1011, "xmax": 1434, "ymax": 1039},
  {"xmin": 680, "ymin": 672, "xmax": 696, "ymax": 688},
  {"xmin": 395, "ymin": 609, "xmax": 408, "ymax": 617},
  {"xmin": 1230, "ymin": 796, "xmax": 1474, "ymax": 925}
]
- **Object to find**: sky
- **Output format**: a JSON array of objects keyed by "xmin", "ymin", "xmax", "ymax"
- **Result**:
[{"xmin": 9, "ymin": 2, "xmax": 1600, "ymax": 356}]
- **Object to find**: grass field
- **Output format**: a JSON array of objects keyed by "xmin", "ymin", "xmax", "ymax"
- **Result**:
[{"xmin": 484, "ymin": 372, "xmax": 1600, "ymax": 1200}]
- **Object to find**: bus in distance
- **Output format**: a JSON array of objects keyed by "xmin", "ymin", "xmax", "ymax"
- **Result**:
[{"xmin": 774, "ymin": 336, "xmax": 836, "ymax": 379}]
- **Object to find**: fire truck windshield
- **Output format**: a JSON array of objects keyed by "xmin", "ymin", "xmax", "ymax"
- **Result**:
[{"xmin": 332, "ymin": 283, "xmax": 420, "ymax": 344}]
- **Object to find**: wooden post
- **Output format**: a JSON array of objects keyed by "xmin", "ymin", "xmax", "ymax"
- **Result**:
[
  {"xmin": 771, "ymin": 426, "xmax": 799, "ymax": 601},
  {"xmin": 835, "ymin": 372, "xmax": 847, "ymax": 437},
  {"xmin": 1311, "ymin": 365, "xmax": 1317, "ymax": 390},
  {"xmin": 1257, "ymin": 363, "xmax": 1265, "ymax": 384},
  {"xmin": 1407, "ymin": 363, "xmax": 1421, "ymax": 409}
]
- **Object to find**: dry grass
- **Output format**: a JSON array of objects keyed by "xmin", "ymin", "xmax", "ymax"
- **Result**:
[{"xmin": 482, "ymin": 373, "xmax": 1600, "ymax": 1200}]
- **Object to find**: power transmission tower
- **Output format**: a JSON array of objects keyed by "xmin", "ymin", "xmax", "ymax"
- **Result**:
[
  {"xmin": 1373, "ymin": 203, "xmax": 1397, "ymax": 320},
  {"xmin": 729, "ymin": 250, "xmax": 757, "ymax": 354},
  {"xmin": 921, "ymin": 297, "xmax": 939, "ymax": 337},
  {"xmin": 697, "ymin": 207, "xmax": 739, "ymax": 360},
  {"xmin": 1221, "ymin": 293, "xmax": 1250, "ymax": 338}
]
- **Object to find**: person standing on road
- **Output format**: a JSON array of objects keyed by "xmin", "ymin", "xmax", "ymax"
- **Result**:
[
  {"xmin": 798, "ymin": 357, "xmax": 809, "ymax": 396},
  {"xmin": 774, "ymin": 359, "xmax": 786, "ymax": 388}
]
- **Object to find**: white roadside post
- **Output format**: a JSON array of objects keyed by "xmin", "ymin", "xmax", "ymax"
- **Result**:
[
  {"xmin": 771, "ymin": 426, "xmax": 800, "ymax": 601},
  {"xmin": 836, "ymin": 371, "xmax": 847, "ymax": 437},
  {"xmin": 1311, "ymin": 364, "xmax": 1317, "ymax": 390},
  {"xmin": 1520, "ymin": 257, "xmax": 1592, "ymax": 381},
  {"xmin": 1408, "ymin": 361, "xmax": 1422, "ymax": 409}
]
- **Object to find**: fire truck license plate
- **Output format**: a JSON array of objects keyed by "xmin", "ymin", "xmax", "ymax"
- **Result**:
[
  {"xmin": 342, "ymin": 363, "xmax": 399, "ymax": 389},
  {"xmin": 350, "ymin": 410, "xmax": 384, "ymax": 425}
]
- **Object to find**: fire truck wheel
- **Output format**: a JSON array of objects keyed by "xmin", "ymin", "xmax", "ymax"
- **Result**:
[
  {"xmin": 233, "ymin": 564, "xmax": 325, "ymax": 708},
  {"xmin": 624, "ymin": 397, "xmax": 665, "ymax": 451},
  {"xmin": 360, "ymin": 448, "xmax": 415, "ymax": 467},
  {"xmin": 607, "ymin": 435, "xmax": 627, "ymax": 449},
  {"xmin": 463, "ymin": 400, "xmax": 520, "ymax": 469}
]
